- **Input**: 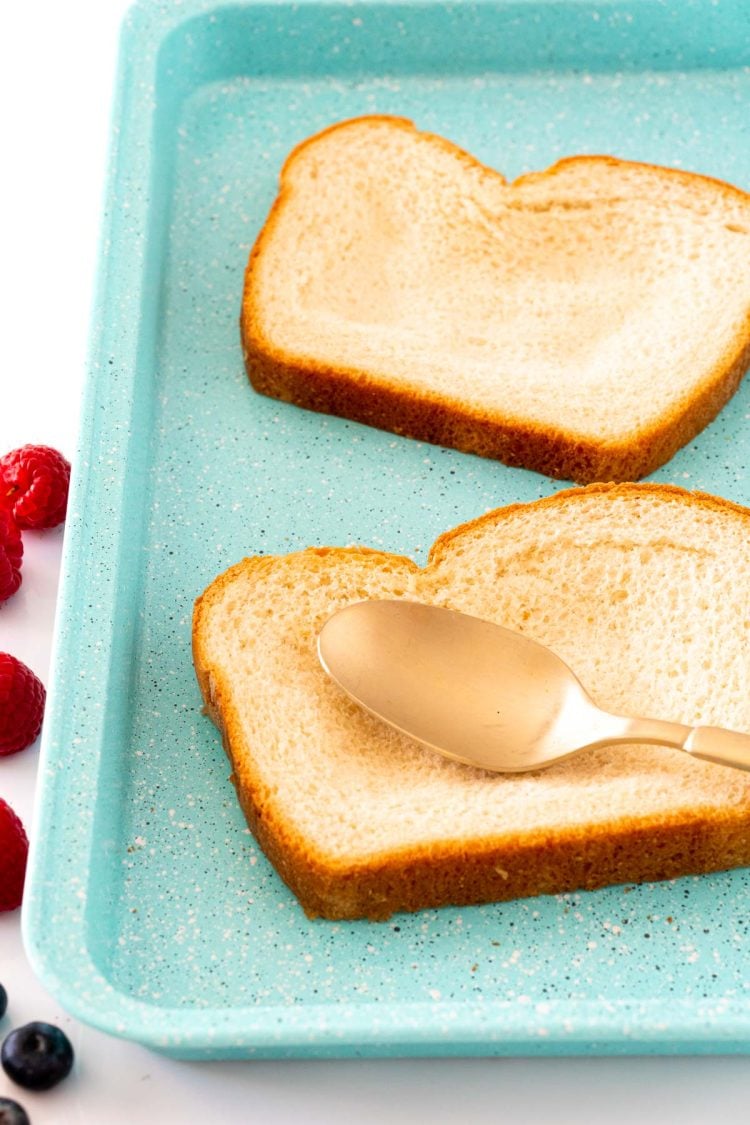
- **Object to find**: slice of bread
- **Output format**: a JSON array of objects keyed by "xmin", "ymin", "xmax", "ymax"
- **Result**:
[
  {"xmin": 241, "ymin": 116, "xmax": 750, "ymax": 484},
  {"xmin": 193, "ymin": 483, "xmax": 750, "ymax": 920}
]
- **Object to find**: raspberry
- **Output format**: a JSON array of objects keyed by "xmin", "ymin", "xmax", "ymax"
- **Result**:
[
  {"xmin": 0, "ymin": 510, "xmax": 23, "ymax": 603},
  {"xmin": 0, "ymin": 800, "xmax": 28, "ymax": 912},
  {"xmin": 0, "ymin": 445, "xmax": 71, "ymax": 530},
  {"xmin": 0, "ymin": 655, "xmax": 45, "ymax": 756}
]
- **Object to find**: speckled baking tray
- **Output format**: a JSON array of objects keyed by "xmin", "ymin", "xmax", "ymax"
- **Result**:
[{"xmin": 22, "ymin": 0, "xmax": 750, "ymax": 1058}]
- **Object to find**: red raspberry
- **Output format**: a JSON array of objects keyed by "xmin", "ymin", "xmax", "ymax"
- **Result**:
[
  {"xmin": 0, "ymin": 799, "xmax": 29, "ymax": 911},
  {"xmin": 0, "ymin": 655, "xmax": 46, "ymax": 756},
  {"xmin": 0, "ymin": 508, "xmax": 23, "ymax": 602},
  {"xmin": 0, "ymin": 445, "xmax": 71, "ymax": 530}
]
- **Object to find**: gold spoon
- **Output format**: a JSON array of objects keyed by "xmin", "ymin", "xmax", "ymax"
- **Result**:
[{"xmin": 318, "ymin": 599, "xmax": 750, "ymax": 774}]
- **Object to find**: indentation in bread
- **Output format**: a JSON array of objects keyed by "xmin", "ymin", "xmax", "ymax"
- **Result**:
[{"xmin": 242, "ymin": 116, "xmax": 750, "ymax": 483}]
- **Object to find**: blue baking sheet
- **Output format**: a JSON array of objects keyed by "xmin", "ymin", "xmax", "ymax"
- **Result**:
[{"xmin": 22, "ymin": 0, "xmax": 750, "ymax": 1057}]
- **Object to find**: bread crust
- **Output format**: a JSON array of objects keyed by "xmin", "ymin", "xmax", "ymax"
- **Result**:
[
  {"xmin": 241, "ymin": 116, "xmax": 750, "ymax": 484},
  {"xmin": 193, "ymin": 483, "xmax": 750, "ymax": 920}
]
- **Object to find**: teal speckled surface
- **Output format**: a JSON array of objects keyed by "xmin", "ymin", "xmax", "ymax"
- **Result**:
[{"xmin": 23, "ymin": 0, "xmax": 750, "ymax": 1057}]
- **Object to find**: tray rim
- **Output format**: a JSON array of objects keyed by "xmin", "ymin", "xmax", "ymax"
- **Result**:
[{"xmin": 22, "ymin": 0, "xmax": 750, "ymax": 1058}]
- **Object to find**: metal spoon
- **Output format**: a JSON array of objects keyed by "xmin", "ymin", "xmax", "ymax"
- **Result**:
[{"xmin": 317, "ymin": 599, "xmax": 750, "ymax": 774}]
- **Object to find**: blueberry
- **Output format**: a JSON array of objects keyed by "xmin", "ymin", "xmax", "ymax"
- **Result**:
[
  {"xmin": 0, "ymin": 985, "xmax": 6, "ymax": 1020},
  {"xmin": 0, "ymin": 1098, "xmax": 30, "ymax": 1125},
  {"xmin": 1, "ymin": 1021, "xmax": 73, "ymax": 1091}
]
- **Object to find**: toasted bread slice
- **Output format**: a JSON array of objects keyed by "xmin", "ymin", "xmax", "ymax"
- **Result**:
[
  {"xmin": 241, "ymin": 116, "xmax": 750, "ymax": 483},
  {"xmin": 193, "ymin": 484, "xmax": 750, "ymax": 920}
]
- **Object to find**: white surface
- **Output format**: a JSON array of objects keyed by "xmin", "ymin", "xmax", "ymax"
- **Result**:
[{"xmin": 2, "ymin": 1, "xmax": 750, "ymax": 1121}]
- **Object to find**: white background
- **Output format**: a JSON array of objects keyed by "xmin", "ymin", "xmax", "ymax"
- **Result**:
[{"xmin": 1, "ymin": 1, "xmax": 750, "ymax": 1121}]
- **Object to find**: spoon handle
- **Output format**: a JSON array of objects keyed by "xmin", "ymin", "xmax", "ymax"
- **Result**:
[
  {"xmin": 612, "ymin": 715, "xmax": 750, "ymax": 773},
  {"xmin": 682, "ymin": 726, "xmax": 750, "ymax": 771}
]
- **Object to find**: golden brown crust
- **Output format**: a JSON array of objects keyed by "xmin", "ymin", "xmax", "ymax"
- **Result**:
[
  {"xmin": 240, "ymin": 115, "xmax": 750, "ymax": 485},
  {"xmin": 428, "ymin": 479, "xmax": 750, "ymax": 563},
  {"xmin": 193, "ymin": 484, "xmax": 750, "ymax": 920},
  {"xmin": 285, "ymin": 814, "xmax": 750, "ymax": 922}
]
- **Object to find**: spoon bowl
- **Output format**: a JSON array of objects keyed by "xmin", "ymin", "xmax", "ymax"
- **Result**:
[{"xmin": 318, "ymin": 600, "xmax": 750, "ymax": 774}]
